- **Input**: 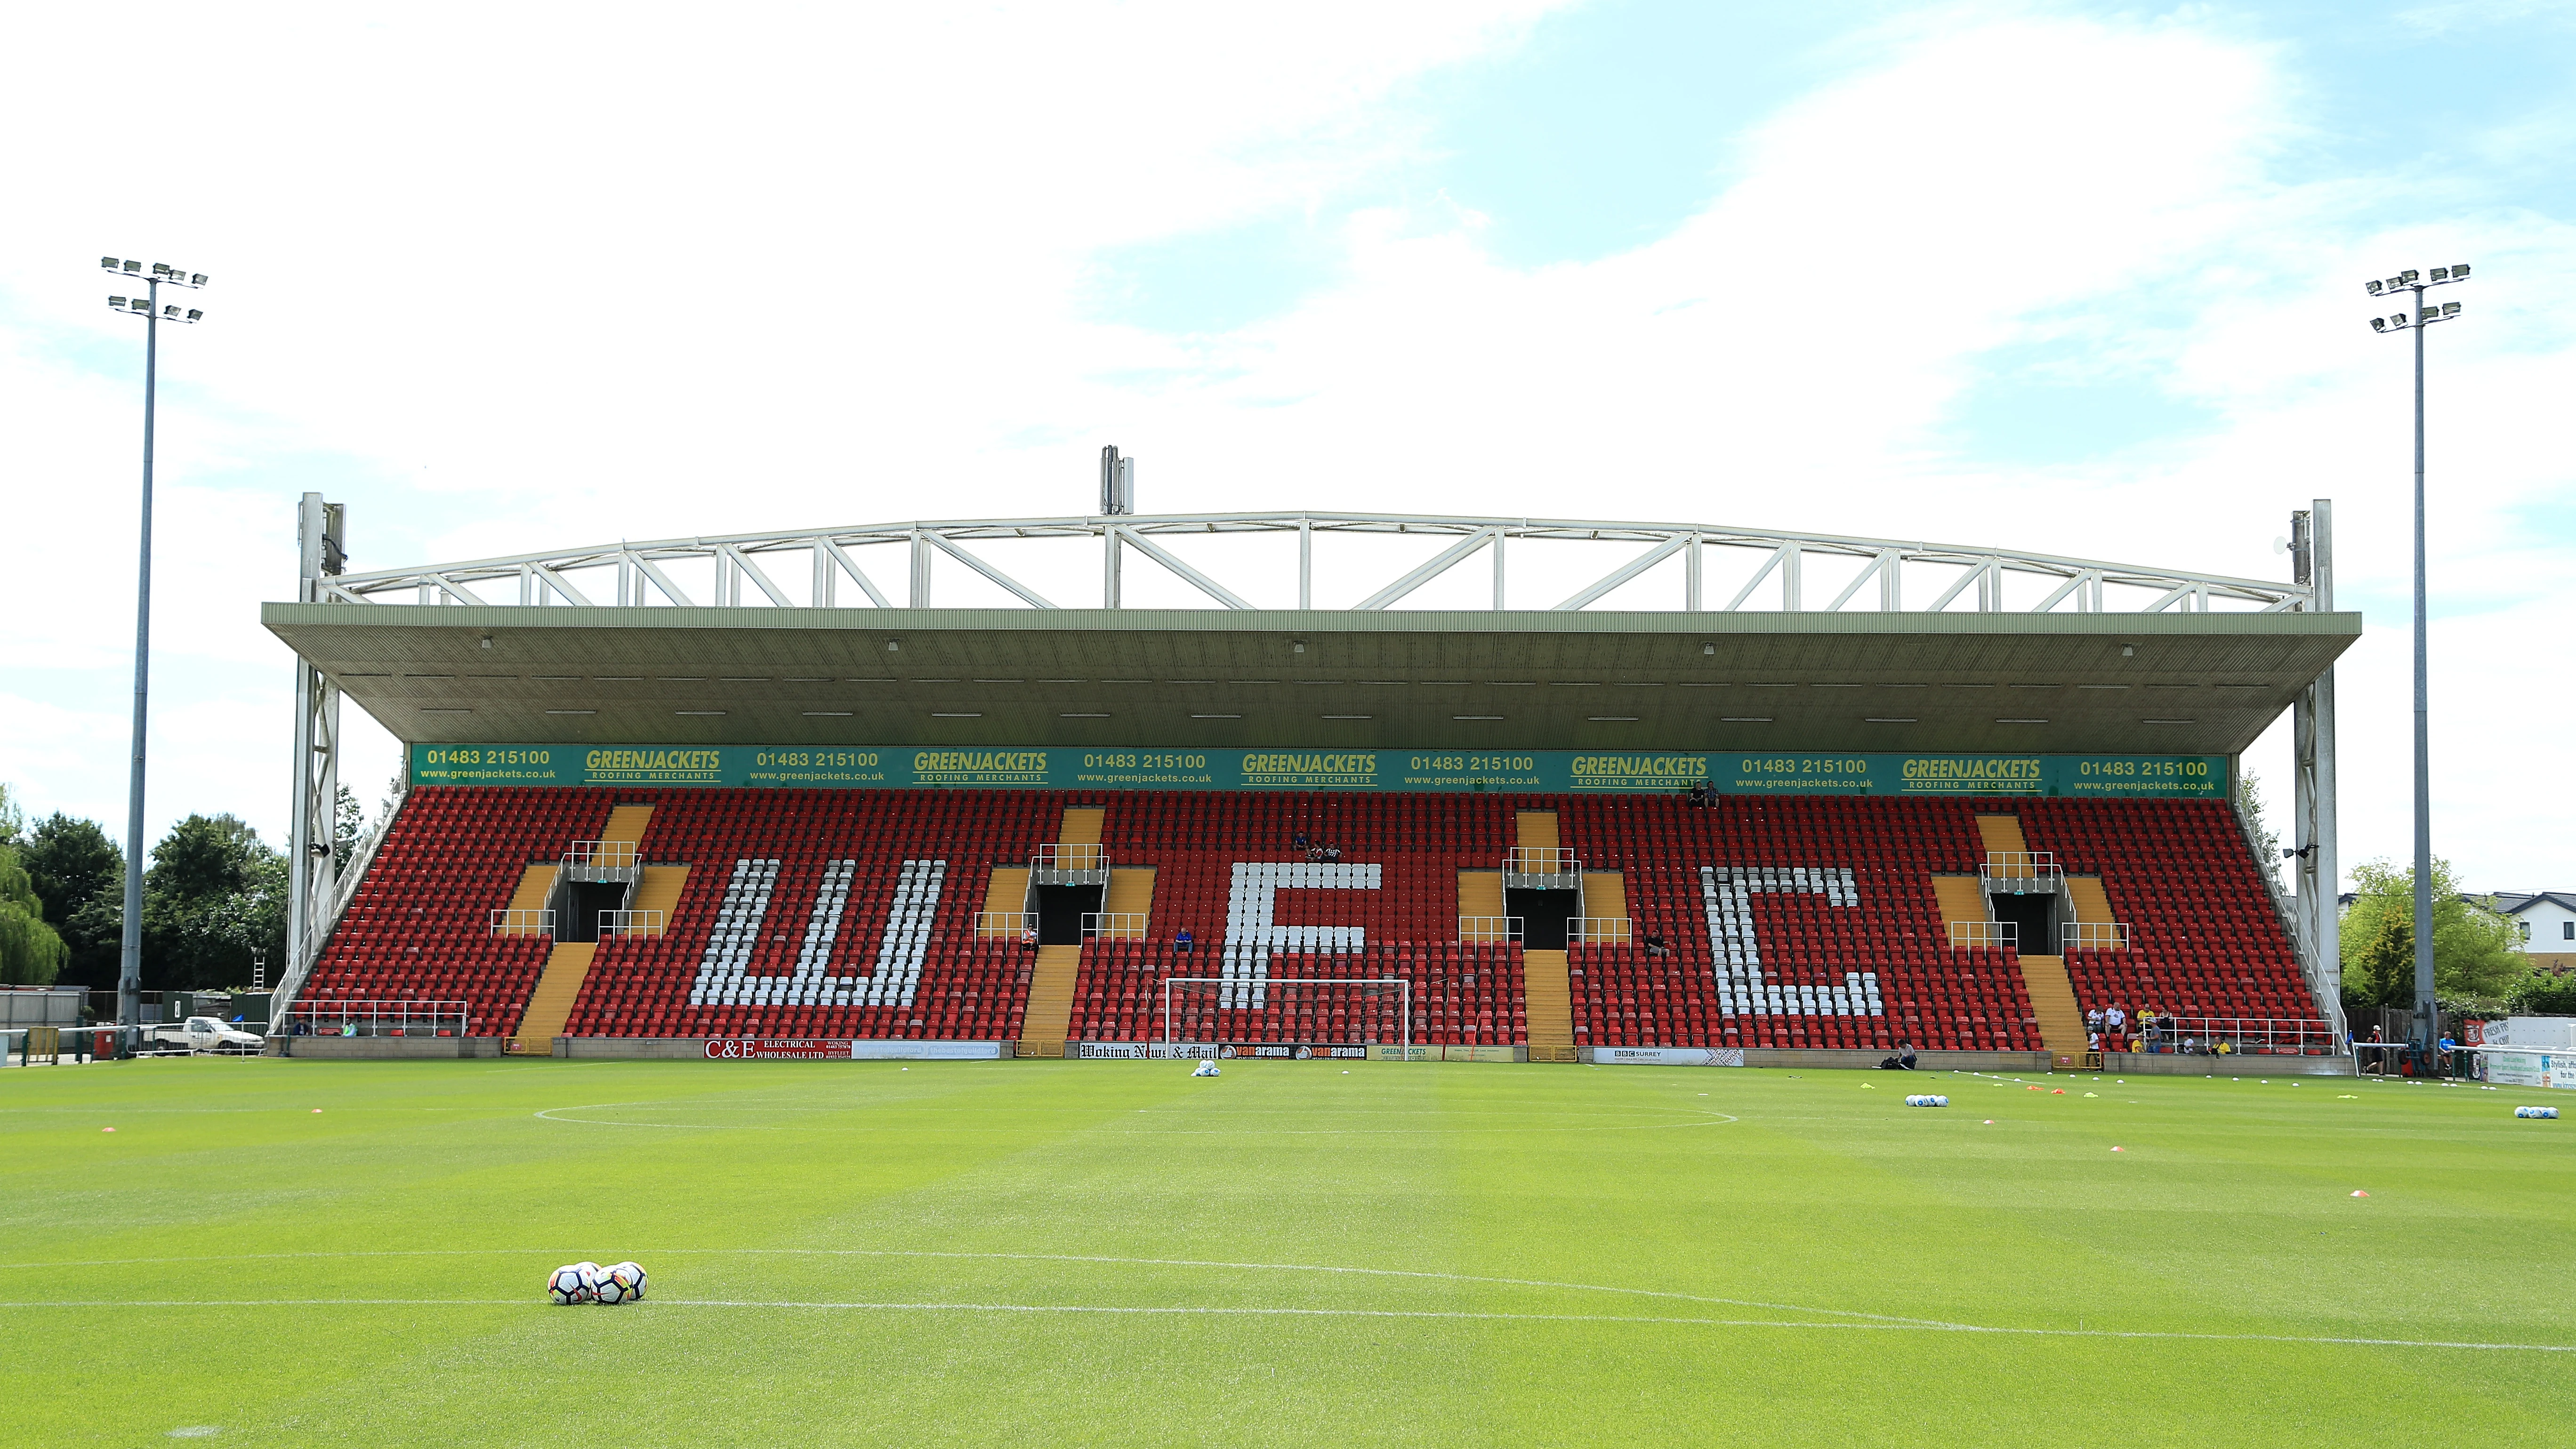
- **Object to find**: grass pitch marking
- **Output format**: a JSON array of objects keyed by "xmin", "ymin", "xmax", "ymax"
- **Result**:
[
  {"xmin": 4, "ymin": 1296, "xmax": 2569, "ymax": 1357},
  {"xmin": 530, "ymin": 1099, "xmax": 1741, "ymax": 1133}
]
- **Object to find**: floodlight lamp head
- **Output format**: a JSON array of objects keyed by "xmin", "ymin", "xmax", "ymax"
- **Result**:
[
  {"xmin": 122, "ymin": 259, "xmax": 141, "ymax": 274},
  {"xmin": 2365, "ymin": 279, "xmax": 2383, "ymax": 296},
  {"xmin": 2440, "ymin": 301, "xmax": 2460, "ymax": 316},
  {"xmin": 2430, "ymin": 267, "xmax": 2449, "ymax": 282},
  {"xmin": 101, "ymin": 256, "xmax": 120, "ymax": 270},
  {"xmin": 2452, "ymin": 263, "xmax": 2471, "ymax": 279},
  {"xmin": 2369, "ymin": 317, "xmax": 2387, "ymax": 333},
  {"xmin": 185, "ymin": 308, "xmax": 202, "ymax": 322},
  {"xmin": 163, "ymin": 304, "xmax": 179, "ymax": 317},
  {"xmin": 189, "ymin": 273, "xmax": 207, "ymax": 286},
  {"xmin": 2399, "ymin": 269, "xmax": 2420, "ymax": 285}
]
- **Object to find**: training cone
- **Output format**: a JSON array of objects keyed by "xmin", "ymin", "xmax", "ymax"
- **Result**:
[
  {"xmin": 2051, "ymin": 1089, "xmax": 2065, "ymax": 1095},
  {"xmin": 2351, "ymin": 1190, "xmax": 2370, "ymax": 1198},
  {"xmin": 101, "ymin": 1127, "xmax": 115, "ymax": 1133},
  {"xmin": 2110, "ymin": 1145, "xmax": 2123, "ymax": 1152}
]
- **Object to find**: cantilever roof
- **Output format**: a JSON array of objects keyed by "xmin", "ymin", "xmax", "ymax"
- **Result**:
[{"xmin": 263, "ymin": 603, "xmax": 2358, "ymax": 758}]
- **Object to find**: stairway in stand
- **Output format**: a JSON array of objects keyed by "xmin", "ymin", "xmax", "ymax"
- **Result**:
[
  {"xmin": 2016, "ymin": 953, "xmax": 2088, "ymax": 1060},
  {"xmin": 1930, "ymin": 876, "xmax": 1991, "ymax": 943},
  {"xmin": 1017, "ymin": 945, "xmax": 1082, "ymax": 1057},
  {"xmin": 1974, "ymin": 814, "xmax": 2032, "ymax": 858},
  {"xmin": 1516, "ymin": 811, "xmax": 1575, "ymax": 1061},
  {"xmin": 512, "ymin": 942, "xmax": 597, "ymax": 1054},
  {"xmin": 1522, "ymin": 951, "xmax": 1574, "ymax": 1062}
]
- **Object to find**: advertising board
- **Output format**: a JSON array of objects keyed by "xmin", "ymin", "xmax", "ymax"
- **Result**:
[
  {"xmin": 699, "ymin": 1038, "xmax": 1004, "ymax": 1060},
  {"xmin": 1589, "ymin": 1046, "xmax": 1748, "ymax": 1067},
  {"xmin": 414, "ymin": 744, "xmax": 2226, "ymax": 798}
]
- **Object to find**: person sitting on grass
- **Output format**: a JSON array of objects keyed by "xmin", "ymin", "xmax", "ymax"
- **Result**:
[{"xmin": 1878, "ymin": 1040, "xmax": 1917, "ymax": 1070}]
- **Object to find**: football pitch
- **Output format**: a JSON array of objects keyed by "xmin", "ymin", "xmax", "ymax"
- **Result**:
[{"xmin": 5, "ymin": 1057, "xmax": 2571, "ymax": 1445}]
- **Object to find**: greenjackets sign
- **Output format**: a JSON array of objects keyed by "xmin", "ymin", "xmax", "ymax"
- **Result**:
[{"xmin": 412, "ymin": 744, "xmax": 2225, "ymax": 797}]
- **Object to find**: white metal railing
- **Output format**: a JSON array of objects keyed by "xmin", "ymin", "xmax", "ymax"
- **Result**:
[
  {"xmin": 1031, "ymin": 843, "xmax": 1108, "ymax": 876},
  {"xmin": 975, "ymin": 911, "xmax": 1038, "ymax": 939},
  {"xmin": 561, "ymin": 840, "xmax": 641, "ymax": 881},
  {"xmin": 2128, "ymin": 1015, "xmax": 2340, "ymax": 1058},
  {"xmin": 1569, "ymin": 917, "xmax": 1634, "ymax": 944},
  {"xmin": 2060, "ymin": 921, "xmax": 2132, "ymax": 951},
  {"xmin": 598, "ymin": 910, "xmax": 664, "ymax": 938},
  {"xmin": 490, "ymin": 909, "xmax": 557, "ymax": 937},
  {"xmin": 1948, "ymin": 920, "xmax": 2018, "ymax": 949},
  {"xmin": 1503, "ymin": 847, "xmax": 1580, "ymax": 880},
  {"xmin": 278, "ymin": 998, "xmax": 472, "ymax": 1038},
  {"xmin": 1978, "ymin": 852, "xmax": 2062, "ymax": 894},
  {"xmin": 1458, "ymin": 916, "xmax": 1525, "ymax": 943},
  {"xmin": 310, "ymin": 511, "xmax": 2320, "ymax": 618},
  {"xmin": 1081, "ymin": 912, "xmax": 1150, "ymax": 939}
]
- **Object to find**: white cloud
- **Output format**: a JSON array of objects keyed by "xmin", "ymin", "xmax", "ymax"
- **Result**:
[{"xmin": 2, "ymin": 4, "xmax": 2568, "ymax": 892}]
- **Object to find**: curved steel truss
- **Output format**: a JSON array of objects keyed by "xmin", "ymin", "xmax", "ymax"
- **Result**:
[{"xmin": 317, "ymin": 511, "xmax": 2315, "ymax": 615}]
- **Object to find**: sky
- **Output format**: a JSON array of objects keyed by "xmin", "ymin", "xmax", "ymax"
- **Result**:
[{"xmin": 0, "ymin": 0, "xmax": 2569, "ymax": 896}]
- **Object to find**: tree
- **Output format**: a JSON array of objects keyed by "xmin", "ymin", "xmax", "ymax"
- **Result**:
[
  {"xmin": 2339, "ymin": 858, "xmax": 2524, "ymax": 1011},
  {"xmin": 334, "ymin": 784, "xmax": 363, "ymax": 862},
  {"xmin": 140, "ymin": 814, "xmax": 288, "ymax": 992},
  {"xmin": 0, "ymin": 844, "xmax": 69, "ymax": 985},
  {"xmin": 2511, "ymin": 968, "xmax": 2576, "ymax": 1017},
  {"xmin": 0, "ymin": 785, "xmax": 70, "ymax": 985},
  {"xmin": 2237, "ymin": 772, "xmax": 2282, "ymax": 886},
  {"xmin": 16, "ymin": 813, "xmax": 124, "ymax": 988}
]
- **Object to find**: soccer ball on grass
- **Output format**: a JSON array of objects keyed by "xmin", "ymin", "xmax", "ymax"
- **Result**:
[
  {"xmin": 547, "ymin": 1263, "xmax": 597, "ymax": 1304},
  {"xmin": 596, "ymin": 1261, "xmax": 647, "ymax": 1304}
]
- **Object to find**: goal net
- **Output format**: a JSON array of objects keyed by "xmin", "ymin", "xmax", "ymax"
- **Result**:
[{"xmin": 1158, "ymin": 976, "xmax": 1412, "ymax": 1060}]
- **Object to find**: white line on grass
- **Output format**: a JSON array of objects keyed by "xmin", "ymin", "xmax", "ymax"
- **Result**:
[
  {"xmin": 529, "ymin": 1101, "xmax": 1740, "ymax": 1132},
  {"xmin": 0, "ymin": 1297, "xmax": 2567, "ymax": 1355}
]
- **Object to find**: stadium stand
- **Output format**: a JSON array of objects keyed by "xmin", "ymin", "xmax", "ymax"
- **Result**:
[
  {"xmin": 303, "ymin": 785, "xmax": 2321, "ymax": 1055},
  {"xmin": 2021, "ymin": 798, "xmax": 2329, "ymax": 1042},
  {"xmin": 298, "ymin": 787, "xmax": 613, "ymax": 1038}
]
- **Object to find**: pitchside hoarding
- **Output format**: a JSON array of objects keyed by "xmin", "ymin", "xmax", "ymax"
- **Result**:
[{"xmin": 412, "ymin": 744, "xmax": 2225, "ymax": 797}]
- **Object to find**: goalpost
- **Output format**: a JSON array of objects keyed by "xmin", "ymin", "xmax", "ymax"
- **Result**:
[{"xmin": 1158, "ymin": 976, "xmax": 1413, "ymax": 1060}]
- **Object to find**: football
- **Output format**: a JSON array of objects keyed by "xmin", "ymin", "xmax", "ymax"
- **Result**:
[
  {"xmin": 604, "ymin": 1261, "xmax": 648, "ymax": 1302},
  {"xmin": 546, "ymin": 1264, "xmax": 593, "ymax": 1305}
]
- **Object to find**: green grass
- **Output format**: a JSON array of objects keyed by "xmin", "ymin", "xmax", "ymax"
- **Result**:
[{"xmin": 4, "ymin": 1057, "xmax": 2572, "ymax": 1446}]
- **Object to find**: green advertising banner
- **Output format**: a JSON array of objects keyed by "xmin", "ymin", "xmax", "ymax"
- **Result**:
[{"xmin": 412, "ymin": 744, "xmax": 2226, "ymax": 797}]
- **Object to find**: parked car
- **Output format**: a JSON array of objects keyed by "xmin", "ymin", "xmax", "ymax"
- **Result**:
[{"xmin": 146, "ymin": 1016, "xmax": 265, "ymax": 1055}]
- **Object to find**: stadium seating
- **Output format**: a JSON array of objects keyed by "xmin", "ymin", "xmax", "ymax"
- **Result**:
[
  {"xmin": 2018, "ymin": 799, "xmax": 2327, "ymax": 1038},
  {"xmin": 300, "ymin": 787, "xmax": 613, "ymax": 1037},
  {"xmin": 300, "ymin": 786, "xmax": 2317, "ymax": 1054},
  {"xmin": 564, "ymin": 789, "xmax": 1059, "ymax": 1040}
]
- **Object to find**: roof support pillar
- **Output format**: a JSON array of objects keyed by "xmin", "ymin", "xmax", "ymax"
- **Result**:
[
  {"xmin": 2293, "ymin": 499, "xmax": 2343, "ymax": 1041},
  {"xmin": 909, "ymin": 532, "xmax": 930, "ymax": 608},
  {"xmin": 283, "ymin": 492, "xmax": 341, "ymax": 1031}
]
